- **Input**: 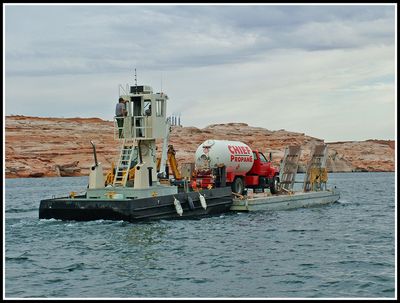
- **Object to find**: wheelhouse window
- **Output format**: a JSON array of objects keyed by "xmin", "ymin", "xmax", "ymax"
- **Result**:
[
  {"xmin": 143, "ymin": 100, "xmax": 151, "ymax": 116},
  {"xmin": 156, "ymin": 99, "xmax": 164, "ymax": 117}
]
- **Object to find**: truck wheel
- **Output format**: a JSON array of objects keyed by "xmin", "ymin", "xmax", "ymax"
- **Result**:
[
  {"xmin": 231, "ymin": 177, "xmax": 244, "ymax": 195},
  {"xmin": 269, "ymin": 176, "xmax": 280, "ymax": 194}
]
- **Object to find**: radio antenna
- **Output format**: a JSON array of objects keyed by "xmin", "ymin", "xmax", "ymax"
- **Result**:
[
  {"xmin": 134, "ymin": 68, "xmax": 137, "ymax": 93},
  {"xmin": 160, "ymin": 72, "xmax": 163, "ymax": 93}
]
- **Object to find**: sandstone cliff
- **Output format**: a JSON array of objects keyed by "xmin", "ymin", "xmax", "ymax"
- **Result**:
[{"xmin": 5, "ymin": 115, "xmax": 395, "ymax": 178}]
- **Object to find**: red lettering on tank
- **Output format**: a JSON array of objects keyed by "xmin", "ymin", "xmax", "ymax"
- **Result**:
[
  {"xmin": 231, "ymin": 155, "xmax": 249, "ymax": 162},
  {"xmin": 228, "ymin": 145, "xmax": 254, "ymax": 162}
]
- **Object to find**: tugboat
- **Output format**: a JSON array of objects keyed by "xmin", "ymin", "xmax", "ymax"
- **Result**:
[{"xmin": 39, "ymin": 77, "xmax": 233, "ymax": 222}]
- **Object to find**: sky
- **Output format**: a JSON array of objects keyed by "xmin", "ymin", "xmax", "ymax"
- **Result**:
[{"xmin": 3, "ymin": 3, "xmax": 397, "ymax": 142}]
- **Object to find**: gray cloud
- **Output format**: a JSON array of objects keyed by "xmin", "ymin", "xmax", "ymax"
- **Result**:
[
  {"xmin": 5, "ymin": 5, "xmax": 395, "ymax": 77},
  {"xmin": 4, "ymin": 4, "xmax": 396, "ymax": 141}
]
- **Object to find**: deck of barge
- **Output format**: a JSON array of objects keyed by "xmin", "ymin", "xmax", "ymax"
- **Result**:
[{"xmin": 231, "ymin": 188, "xmax": 340, "ymax": 212}]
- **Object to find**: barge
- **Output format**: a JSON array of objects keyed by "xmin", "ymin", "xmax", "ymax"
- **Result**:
[
  {"xmin": 39, "ymin": 74, "xmax": 340, "ymax": 222},
  {"xmin": 231, "ymin": 188, "xmax": 340, "ymax": 212}
]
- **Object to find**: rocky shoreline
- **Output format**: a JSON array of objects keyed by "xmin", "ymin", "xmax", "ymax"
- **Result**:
[{"xmin": 5, "ymin": 115, "xmax": 395, "ymax": 178}]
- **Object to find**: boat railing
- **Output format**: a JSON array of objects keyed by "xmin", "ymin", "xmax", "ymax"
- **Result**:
[
  {"xmin": 132, "ymin": 116, "xmax": 152, "ymax": 139},
  {"xmin": 114, "ymin": 117, "xmax": 124, "ymax": 140},
  {"xmin": 114, "ymin": 116, "xmax": 153, "ymax": 140}
]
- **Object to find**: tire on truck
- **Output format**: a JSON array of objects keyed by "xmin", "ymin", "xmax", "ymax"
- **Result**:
[
  {"xmin": 269, "ymin": 175, "xmax": 280, "ymax": 194},
  {"xmin": 231, "ymin": 177, "xmax": 244, "ymax": 195}
]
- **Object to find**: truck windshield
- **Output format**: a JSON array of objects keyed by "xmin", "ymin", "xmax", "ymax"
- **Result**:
[{"xmin": 259, "ymin": 152, "xmax": 268, "ymax": 162}]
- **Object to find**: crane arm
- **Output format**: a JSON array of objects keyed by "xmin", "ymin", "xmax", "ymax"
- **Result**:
[{"xmin": 167, "ymin": 145, "xmax": 182, "ymax": 180}]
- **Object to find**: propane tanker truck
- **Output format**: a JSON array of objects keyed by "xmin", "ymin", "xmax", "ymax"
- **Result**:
[{"xmin": 192, "ymin": 139, "xmax": 280, "ymax": 195}]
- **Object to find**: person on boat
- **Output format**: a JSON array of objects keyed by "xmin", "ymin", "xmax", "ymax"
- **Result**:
[{"xmin": 115, "ymin": 97, "xmax": 127, "ymax": 138}]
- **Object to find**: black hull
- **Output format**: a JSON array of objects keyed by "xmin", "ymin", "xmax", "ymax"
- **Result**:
[{"xmin": 39, "ymin": 187, "xmax": 233, "ymax": 222}]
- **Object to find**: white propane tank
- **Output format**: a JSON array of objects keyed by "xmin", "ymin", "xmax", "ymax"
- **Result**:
[{"xmin": 194, "ymin": 139, "xmax": 254, "ymax": 174}]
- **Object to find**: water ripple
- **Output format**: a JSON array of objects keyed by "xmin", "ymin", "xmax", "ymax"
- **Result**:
[{"xmin": 4, "ymin": 173, "xmax": 395, "ymax": 299}]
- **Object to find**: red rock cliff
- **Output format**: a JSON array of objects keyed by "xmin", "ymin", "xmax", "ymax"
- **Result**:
[{"xmin": 5, "ymin": 116, "xmax": 395, "ymax": 178}]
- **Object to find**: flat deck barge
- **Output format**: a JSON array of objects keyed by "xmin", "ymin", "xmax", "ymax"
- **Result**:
[{"xmin": 231, "ymin": 188, "xmax": 340, "ymax": 212}]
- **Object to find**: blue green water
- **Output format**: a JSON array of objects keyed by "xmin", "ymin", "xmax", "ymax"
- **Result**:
[{"xmin": 4, "ymin": 172, "xmax": 396, "ymax": 298}]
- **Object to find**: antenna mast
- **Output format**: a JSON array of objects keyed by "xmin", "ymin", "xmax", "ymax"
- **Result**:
[
  {"xmin": 134, "ymin": 68, "xmax": 137, "ymax": 86},
  {"xmin": 134, "ymin": 68, "xmax": 137, "ymax": 94}
]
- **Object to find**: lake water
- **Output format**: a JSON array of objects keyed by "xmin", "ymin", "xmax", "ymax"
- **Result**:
[{"xmin": 4, "ymin": 172, "xmax": 396, "ymax": 299}]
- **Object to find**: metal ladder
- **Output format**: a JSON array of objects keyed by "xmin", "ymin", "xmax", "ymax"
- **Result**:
[
  {"xmin": 303, "ymin": 144, "xmax": 328, "ymax": 192},
  {"xmin": 279, "ymin": 145, "xmax": 302, "ymax": 192},
  {"xmin": 113, "ymin": 140, "xmax": 136, "ymax": 187}
]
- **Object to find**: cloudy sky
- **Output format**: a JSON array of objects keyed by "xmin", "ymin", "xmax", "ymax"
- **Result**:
[{"xmin": 4, "ymin": 4, "xmax": 396, "ymax": 142}]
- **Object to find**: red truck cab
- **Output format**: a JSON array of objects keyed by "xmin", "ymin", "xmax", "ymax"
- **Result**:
[
  {"xmin": 244, "ymin": 150, "xmax": 279, "ymax": 194},
  {"xmin": 248, "ymin": 150, "xmax": 276, "ymax": 178}
]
